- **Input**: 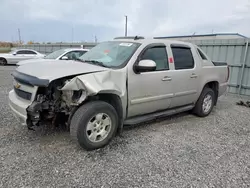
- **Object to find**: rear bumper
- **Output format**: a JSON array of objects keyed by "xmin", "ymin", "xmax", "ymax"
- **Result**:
[
  {"xmin": 219, "ymin": 82, "xmax": 228, "ymax": 96},
  {"xmin": 8, "ymin": 89, "xmax": 30, "ymax": 125}
]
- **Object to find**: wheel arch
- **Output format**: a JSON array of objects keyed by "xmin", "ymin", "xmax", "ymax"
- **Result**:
[
  {"xmin": 79, "ymin": 92, "xmax": 124, "ymax": 132},
  {"xmin": 203, "ymin": 81, "xmax": 219, "ymax": 105}
]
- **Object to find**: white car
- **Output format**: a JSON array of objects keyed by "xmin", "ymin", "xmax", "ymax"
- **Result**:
[
  {"xmin": 17, "ymin": 48, "xmax": 89, "ymax": 66},
  {"xmin": 0, "ymin": 49, "xmax": 45, "ymax": 65}
]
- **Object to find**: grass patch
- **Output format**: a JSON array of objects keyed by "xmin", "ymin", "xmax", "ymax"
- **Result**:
[{"xmin": 0, "ymin": 47, "xmax": 11, "ymax": 53}]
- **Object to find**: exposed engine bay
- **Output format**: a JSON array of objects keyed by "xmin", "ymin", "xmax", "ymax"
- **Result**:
[{"xmin": 26, "ymin": 78, "xmax": 86, "ymax": 130}]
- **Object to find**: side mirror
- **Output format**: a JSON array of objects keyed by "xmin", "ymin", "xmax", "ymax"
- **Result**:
[
  {"xmin": 61, "ymin": 56, "xmax": 69, "ymax": 60},
  {"xmin": 134, "ymin": 59, "xmax": 156, "ymax": 73},
  {"xmin": 12, "ymin": 52, "xmax": 17, "ymax": 55}
]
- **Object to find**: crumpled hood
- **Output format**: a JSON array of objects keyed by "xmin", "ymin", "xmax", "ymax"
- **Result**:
[
  {"xmin": 17, "ymin": 58, "xmax": 47, "ymax": 66},
  {"xmin": 16, "ymin": 60, "xmax": 108, "ymax": 81}
]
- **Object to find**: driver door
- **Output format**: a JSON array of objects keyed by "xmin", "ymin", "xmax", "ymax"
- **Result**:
[{"xmin": 127, "ymin": 44, "xmax": 174, "ymax": 117}]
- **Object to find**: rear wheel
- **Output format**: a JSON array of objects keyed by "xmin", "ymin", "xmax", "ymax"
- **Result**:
[
  {"xmin": 0, "ymin": 58, "xmax": 7, "ymax": 66},
  {"xmin": 70, "ymin": 101, "xmax": 118, "ymax": 150},
  {"xmin": 193, "ymin": 87, "xmax": 215, "ymax": 117}
]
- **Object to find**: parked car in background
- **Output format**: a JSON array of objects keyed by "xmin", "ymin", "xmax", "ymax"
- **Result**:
[
  {"xmin": 17, "ymin": 48, "xmax": 89, "ymax": 66},
  {"xmin": 0, "ymin": 49, "xmax": 45, "ymax": 65},
  {"xmin": 9, "ymin": 36, "xmax": 229, "ymax": 150}
]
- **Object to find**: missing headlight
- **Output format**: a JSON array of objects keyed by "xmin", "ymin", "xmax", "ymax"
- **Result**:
[
  {"xmin": 72, "ymin": 90, "xmax": 82, "ymax": 102},
  {"xmin": 62, "ymin": 90, "xmax": 87, "ymax": 105}
]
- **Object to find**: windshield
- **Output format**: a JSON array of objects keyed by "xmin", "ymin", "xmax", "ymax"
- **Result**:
[
  {"xmin": 44, "ymin": 49, "xmax": 66, "ymax": 59},
  {"xmin": 78, "ymin": 41, "xmax": 140, "ymax": 67}
]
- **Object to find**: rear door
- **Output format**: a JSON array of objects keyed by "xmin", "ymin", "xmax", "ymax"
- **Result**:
[{"xmin": 169, "ymin": 44, "xmax": 200, "ymax": 108}]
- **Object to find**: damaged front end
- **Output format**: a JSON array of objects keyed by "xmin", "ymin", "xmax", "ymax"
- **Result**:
[
  {"xmin": 26, "ymin": 78, "xmax": 87, "ymax": 130},
  {"xmin": 25, "ymin": 70, "xmax": 126, "ymax": 130}
]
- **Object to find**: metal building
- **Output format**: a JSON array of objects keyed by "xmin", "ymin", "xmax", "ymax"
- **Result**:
[{"xmin": 155, "ymin": 33, "xmax": 247, "ymax": 41}]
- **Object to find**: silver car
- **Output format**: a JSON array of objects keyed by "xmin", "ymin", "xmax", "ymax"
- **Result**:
[
  {"xmin": 17, "ymin": 48, "xmax": 89, "ymax": 66},
  {"xmin": 0, "ymin": 49, "xmax": 45, "ymax": 65}
]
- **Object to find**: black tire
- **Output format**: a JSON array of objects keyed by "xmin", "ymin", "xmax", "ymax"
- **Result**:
[
  {"xmin": 70, "ymin": 101, "xmax": 118, "ymax": 150},
  {"xmin": 193, "ymin": 87, "xmax": 215, "ymax": 117},
  {"xmin": 0, "ymin": 58, "xmax": 7, "ymax": 66}
]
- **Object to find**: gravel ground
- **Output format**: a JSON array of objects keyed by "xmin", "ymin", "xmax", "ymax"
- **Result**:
[{"xmin": 0, "ymin": 66, "xmax": 250, "ymax": 188}]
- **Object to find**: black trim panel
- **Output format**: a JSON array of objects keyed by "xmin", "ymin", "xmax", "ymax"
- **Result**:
[
  {"xmin": 12, "ymin": 70, "xmax": 50, "ymax": 87},
  {"xmin": 212, "ymin": 61, "xmax": 227, "ymax": 66},
  {"xmin": 14, "ymin": 87, "xmax": 32, "ymax": 100}
]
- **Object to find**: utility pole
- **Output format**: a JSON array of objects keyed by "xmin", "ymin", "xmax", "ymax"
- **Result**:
[
  {"xmin": 125, "ymin": 15, "xmax": 128, "ymax": 37},
  {"xmin": 94, "ymin": 35, "xmax": 97, "ymax": 43},
  {"xmin": 18, "ymin": 28, "xmax": 21, "ymax": 44},
  {"xmin": 71, "ymin": 27, "xmax": 74, "ymax": 43}
]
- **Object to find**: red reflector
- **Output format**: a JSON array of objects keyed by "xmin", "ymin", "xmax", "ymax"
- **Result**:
[{"xmin": 169, "ymin": 57, "xmax": 173, "ymax": 63}]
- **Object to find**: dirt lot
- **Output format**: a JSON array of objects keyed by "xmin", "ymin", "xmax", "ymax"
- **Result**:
[{"xmin": 0, "ymin": 66, "xmax": 250, "ymax": 187}]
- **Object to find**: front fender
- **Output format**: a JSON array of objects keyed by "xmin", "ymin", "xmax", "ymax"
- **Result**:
[
  {"xmin": 60, "ymin": 69, "xmax": 128, "ymax": 119},
  {"xmin": 60, "ymin": 70, "xmax": 126, "ymax": 96}
]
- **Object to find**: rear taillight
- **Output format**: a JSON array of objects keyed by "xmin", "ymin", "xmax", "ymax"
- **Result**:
[{"xmin": 226, "ymin": 65, "xmax": 230, "ymax": 82}]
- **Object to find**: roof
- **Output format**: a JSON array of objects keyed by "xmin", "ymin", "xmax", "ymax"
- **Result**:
[
  {"xmin": 113, "ymin": 38, "xmax": 195, "ymax": 46},
  {"xmin": 14, "ymin": 49, "xmax": 38, "ymax": 51},
  {"xmin": 154, "ymin": 33, "xmax": 248, "ymax": 39}
]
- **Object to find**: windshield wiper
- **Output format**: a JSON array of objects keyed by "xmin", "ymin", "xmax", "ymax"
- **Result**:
[
  {"xmin": 81, "ymin": 59, "xmax": 108, "ymax": 67},
  {"xmin": 74, "ymin": 58, "xmax": 108, "ymax": 68},
  {"xmin": 75, "ymin": 58, "xmax": 85, "ymax": 63}
]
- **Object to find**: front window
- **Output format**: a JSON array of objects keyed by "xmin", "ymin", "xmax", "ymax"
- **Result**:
[
  {"xmin": 44, "ymin": 49, "xmax": 67, "ymax": 59},
  {"xmin": 78, "ymin": 41, "xmax": 140, "ymax": 67}
]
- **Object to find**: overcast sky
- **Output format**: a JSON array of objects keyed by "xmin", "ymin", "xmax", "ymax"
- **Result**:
[{"xmin": 0, "ymin": 0, "xmax": 250, "ymax": 43}]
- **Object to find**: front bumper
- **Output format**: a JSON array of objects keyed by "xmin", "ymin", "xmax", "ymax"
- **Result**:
[{"xmin": 8, "ymin": 89, "xmax": 31, "ymax": 125}]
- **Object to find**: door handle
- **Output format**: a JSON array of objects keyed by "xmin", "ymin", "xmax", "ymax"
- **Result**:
[
  {"xmin": 190, "ymin": 73, "xmax": 198, "ymax": 78},
  {"xmin": 162, "ymin": 76, "xmax": 172, "ymax": 81}
]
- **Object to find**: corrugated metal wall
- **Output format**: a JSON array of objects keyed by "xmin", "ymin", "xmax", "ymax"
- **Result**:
[
  {"xmin": 17, "ymin": 39, "xmax": 250, "ymax": 95},
  {"xmin": 185, "ymin": 38, "xmax": 250, "ymax": 96},
  {"xmin": 16, "ymin": 43, "xmax": 97, "ymax": 55}
]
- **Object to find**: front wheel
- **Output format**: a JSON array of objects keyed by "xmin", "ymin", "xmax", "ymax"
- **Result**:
[
  {"xmin": 0, "ymin": 58, "xmax": 7, "ymax": 66},
  {"xmin": 193, "ymin": 87, "xmax": 215, "ymax": 117},
  {"xmin": 70, "ymin": 101, "xmax": 118, "ymax": 150}
]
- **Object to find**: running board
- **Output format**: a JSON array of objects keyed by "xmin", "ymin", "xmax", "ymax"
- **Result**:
[{"xmin": 124, "ymin": 104, "xmax": 194, "ymax": 125}]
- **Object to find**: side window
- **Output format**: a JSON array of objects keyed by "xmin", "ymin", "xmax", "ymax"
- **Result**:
[
  {"xmin": 16, "ymin": 50, "xmax": 26, "ymax": 55},
  {"xmin": 75, "ymin": 51, "xmax": 87, "ymax": 57},
  {"xmin": 25, "ymin": 50, "xmax": 37, "ymax": 55},
  {"xmin": 197, "ymin": 48, "xmax": 207, "ymax": 60},
  {"xmin": 141, "ymin": 46, "xmax": 169, "ymax": 71},
  {"xmin": 63, "ymin": 51, "xmax": 79, "ymax": 60},
  {"xmin": 171, "ymin": 47, "xmax": 194, "ymax": 70},
  {"xmin": 16, "ymin": 50, "xmax": 36, "ymax": 55}
]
